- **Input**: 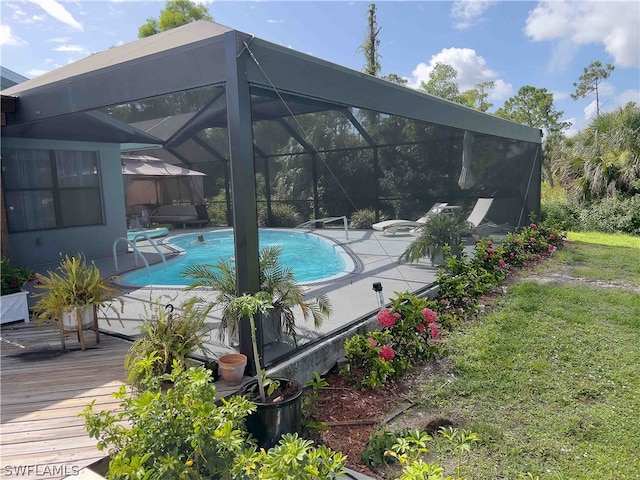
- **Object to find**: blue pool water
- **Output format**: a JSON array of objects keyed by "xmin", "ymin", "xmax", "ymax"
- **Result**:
[{"xmin": 122, "ymin": 229, "xmax": 351, "ymax": 286}]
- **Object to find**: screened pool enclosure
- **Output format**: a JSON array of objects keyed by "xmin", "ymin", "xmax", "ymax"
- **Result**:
[{"xmin": 1, "ymin": 21, "xmax": 542, "ymax": 371}]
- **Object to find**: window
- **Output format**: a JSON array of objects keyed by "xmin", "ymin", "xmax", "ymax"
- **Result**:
[{"xmin": 1, "ymin": 148, "xmax": 103, "ymax": 232}]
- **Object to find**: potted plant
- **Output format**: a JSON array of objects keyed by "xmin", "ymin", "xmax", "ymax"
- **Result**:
[
  {"xmin": 124, "ymin": 297, "xmax": 213, "ymax": 389},
  {"xmin": 217, "ymin": 352, "xmax": 248, "ymax": 383},
  {"xmin": 182, "ymin": 245, "xmax": 332, "ymax": 347},
  {"xmin": 228, "ymin": 292, "xmax": 305, "ymax": 449},
  {"xmin": 32, "ymin": 254, "xmax": 123, "ymax": 350},
  {"xmin": 400, "ymin": 210, "xmax": 470, "ymax": 266},
  {"xmin": 0, "ymin": 257, "xmax": 34, "ymax": 325}
]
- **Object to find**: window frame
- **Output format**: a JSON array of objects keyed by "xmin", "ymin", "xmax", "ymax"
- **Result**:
[{"xmin": 1, "ymin": 147, "xmax": 104, "ymax": 233}]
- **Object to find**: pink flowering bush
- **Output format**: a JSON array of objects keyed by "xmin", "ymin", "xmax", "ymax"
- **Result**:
[
  {"xmin": 472, "ymin": 238, "xmax": 507, "ymax": 285},
  {"xmin": 378, "ymin": 344, "xmax": 395, "ymax": 361},
  {"xmin": 341, "ymin": 330, "xmax": 409, "ymax": 388},
  {"xmin": 385, "ymin": 292, "xmax": 442, "ymax": 365},
  {"xmin": 377, "ymin": 308, "xmax": 401, "ymax": 328},
  {"xmin": 342, "ymin": 292, "xmax": 442, "ymax": 388}
]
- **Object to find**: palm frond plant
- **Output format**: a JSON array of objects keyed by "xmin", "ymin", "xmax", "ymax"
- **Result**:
[
  {"xmin": 125, "ymin": 297, "xmax": 213, "ymax": 388},
  {"xmin": 400, "ymin": 211, "xmax": 471, "ymax": 266},
  {"xmin": 182, "ymin": 245, "xmax": 332, "ymax": 346},
  {"xmin": 32, "ymin": 253, "xmax": 123, "ymax": 325}
]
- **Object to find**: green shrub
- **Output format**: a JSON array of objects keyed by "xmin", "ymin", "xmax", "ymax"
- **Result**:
[
  {"xmin": 207, "ymin": 202, "xmax": 228, "ymax": 226},
  {"xmin": 82, "ymin": 365, "xmax": 255, "ymax": 479},
  {"xmin": 350, "ymin": 208, "xmax": 381, "ymax": 229},
  {"xmin": 257, "ymin": 203, "xmax": 303, "ymax": 227},
  {"xmin": 361, "ymin": 429, "xmax": 406, "ymax": 467},
  {"xmin": 435, "ymin": 248, "xmax": 485, "ymax": 318},
  {"xmin": 576, "ymin": 195, "xmax": 640, "ymax": 235},
  {"xmin": 471, "ymin": 238, "xmax": 507, "ymax": 285},
  {"xmin": 540, "ymin": 182, "xmax": 578, "ymax": 230},
  {"xmin": 232, "ymin": 433, "xmax": 346, "ymax": 479},
  {"xmin": 124, "ymin": 298, "xmax": 212, "ymax": 389}
]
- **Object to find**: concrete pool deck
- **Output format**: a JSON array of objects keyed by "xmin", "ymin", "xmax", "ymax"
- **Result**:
[{"xmin": 27, "ymin": 227, "xmax": 446, "ymax": 376}]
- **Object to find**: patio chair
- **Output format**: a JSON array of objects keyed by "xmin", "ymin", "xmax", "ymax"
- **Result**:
[
  {"xmin": 372, "ymin": 202, "xmax": 448, "ymax": 235},
  {"xmin": 466, "ymin": 197, "xmax": 510, "ymax": 236}
]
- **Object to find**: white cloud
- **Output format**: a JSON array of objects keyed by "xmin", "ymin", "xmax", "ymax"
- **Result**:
[
  {"xmin": 267, "ymin": 19, "xmax": 284, "ymax": 24},
  {"xmin": 409, "ymin": 47, "xmax": 513, "ymax": 100},
  {"xmin": 525, "ymin": 1, "xmax": 640, "ymax": 68},
  {"xmin": 27, "ymin": 0, "xmax": 83, "ymax": 31},
  {"xmin": 613, "ymin": 89, "xmax": 640, "ymax": 107},
  {"xmin": 598, "ymin": 81, "xmax": 616, "ymax": 97},
  {"xmin": 48, "ymin": 36, "xmax": 71, "ymax": 43},
  {"xmin": 583, "ymin": 99, "xmax": 598, "ymax": 120},
  {"xmin": 450, "ymin": 1, "xmax": 495, "ymax": 29},
  {"xmin": 564, "ymin": 117, "xmax": 579, "ymax": 138},
  {"xmin": 551, "ymin": 90, "xmax": 570, "ymax": 101},
  {"xmin": 5, "ymin": 3, "xmax": 27, "ymax": 16},
  {"xmin": 54, "ymin": 44, "xmax": 89, "ymax": 55},
  {"xmin": 491, "ymin": 79, "xmax": 513, "ymax": 101},
  {"xmin": 26, "ymin": 68, "xmax": 49, "ymax": 78},
  {"xmin": 0, "ymin": 25, "xmax": 27, "ymax": 46},
  {"xmin": 23, "ymin": 14, "xmax": 45, "ymax": 24}
]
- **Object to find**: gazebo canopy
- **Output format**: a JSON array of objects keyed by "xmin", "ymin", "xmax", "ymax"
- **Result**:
[{"xmin": 121, "ymin": 155, "xmax": 206, "ymax": 208}]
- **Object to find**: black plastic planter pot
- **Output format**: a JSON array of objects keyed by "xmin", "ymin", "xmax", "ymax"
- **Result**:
[{"xmin": 242, "ymin": 378, "xmax": 303, "ymax": 449}]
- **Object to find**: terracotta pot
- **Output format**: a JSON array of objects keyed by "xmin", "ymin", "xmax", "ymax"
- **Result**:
[{"xmin": 217, "ymin": 353, "xmax": 247, "ymax": 383}]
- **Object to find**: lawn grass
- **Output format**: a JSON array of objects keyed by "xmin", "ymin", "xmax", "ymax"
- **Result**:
[
  {"xmin": 553, "ymin": 232, "xmax": 640, "ymax": 285},
  {"xmin": 415, "ymin": 238, "xmax": 640, "ymax": 479}
]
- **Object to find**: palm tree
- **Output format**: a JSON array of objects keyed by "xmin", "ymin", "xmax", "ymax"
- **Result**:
[
  {"xmin": 400, "ymin": 211, "xmax": 470, "ymax": 266},
  {"xmin": 182, "ymin": 245, "xmax": 332, "ymax": 346},
  {"xmin": 564, "ymin": 102, "xmax": 640, "ymax": 201}
]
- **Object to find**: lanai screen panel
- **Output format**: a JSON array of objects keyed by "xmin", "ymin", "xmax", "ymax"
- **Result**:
[
  {"xmin": 249, "ymin": 91, "xmax": 540, "ymax": 364},
  {"xmin": 249, "ymin": 87, "xmax": 540, "ymax": 232}
]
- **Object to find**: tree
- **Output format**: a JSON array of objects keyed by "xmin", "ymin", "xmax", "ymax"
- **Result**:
[
  {"xmin": 495, "ymin": 85, "xmax": 570, "ymax": 134},
  {"xmin": 382, "ymin": 73, "xmax": 408, "ymax": 86},
  {"xmin": 571, "ymin": 60, "xmax": 615, "ymax": 118},
  {"xmin": 459, "ymin": 81, "xmax": 495, "ymax": 112},
  {"xmin": 563, "ymin": 102, "xmax": 640, "ymax": 201},
  {"xmin": 357, "ymin": 3, "xmax": 382, "ymax": 77},
  {"xmin": 138, "ymin": 0, "xmax": 213, "ymax": 38},
  {"xmin": 419, "ymin": 63, "xmax": 460, "ymax": 102},
  {"xmin": 496, "ymin": 86, "xmax": 570, "ymax": 188}
]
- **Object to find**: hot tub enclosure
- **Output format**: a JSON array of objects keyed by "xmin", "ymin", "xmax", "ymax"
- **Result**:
[{"xmin": 1, "ymin": 20, "xmax": 542, "ymax": 369}]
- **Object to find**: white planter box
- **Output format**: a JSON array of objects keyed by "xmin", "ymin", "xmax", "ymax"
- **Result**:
[{"xmin": 0, "ymin": 290, "xmax": 30, "ymax": 324}]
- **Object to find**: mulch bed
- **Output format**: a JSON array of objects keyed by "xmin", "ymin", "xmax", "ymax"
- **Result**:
[{"xmin": 314, "ymin": 368, "xmax": 409, "ymax": 476}]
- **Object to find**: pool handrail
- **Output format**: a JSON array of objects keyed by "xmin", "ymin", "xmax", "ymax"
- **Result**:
[
  {"xmin": 129, "ymin": 233, "xmax": 168, "ymax": 272},
  {"xmin": 113, "ymin": 237, "xmax": 150, "ymax": 275},
  {"xmin": 296, "ymin": 216, "xmax": 349, "ymax": 241},
  {"xmin": 113, "ymin": 233, "xmax": 168, "ymax": 275}
]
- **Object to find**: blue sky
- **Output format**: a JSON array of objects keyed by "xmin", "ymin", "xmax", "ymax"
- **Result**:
[{"xmin": 1, "ymin": 1, "xmax": 639, "ymax": 136}]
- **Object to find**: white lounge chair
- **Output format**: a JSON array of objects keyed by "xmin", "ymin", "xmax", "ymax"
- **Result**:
[
  {"xmin": 372, "ymin": 202, "xmax": 448, "ymax": 235},
  {"xmin": 466, "ymin": 197, "xmax": 510, "ymax": 236},
  {"xmin": 466, "ymin": 198, "xmax": 494, "ymax": 230}
]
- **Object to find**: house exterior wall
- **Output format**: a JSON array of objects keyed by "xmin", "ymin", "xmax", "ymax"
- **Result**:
[{"xmin": 1, "ymin": 138, "xmax": 127, "ymax": 268}]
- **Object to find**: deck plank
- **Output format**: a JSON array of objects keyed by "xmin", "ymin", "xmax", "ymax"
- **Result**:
[{"xmin": 1, "ymin": 323, "xmax": 129, "ymax": 480}]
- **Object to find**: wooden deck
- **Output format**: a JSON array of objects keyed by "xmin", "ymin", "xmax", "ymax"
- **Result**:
[{"xmin": 1, "ymin": 322, "xmax": 130, "ymax": 480}]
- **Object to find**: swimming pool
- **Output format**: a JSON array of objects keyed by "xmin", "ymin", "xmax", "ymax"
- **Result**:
[{"xmin": 121, "ymin": 229, "xmax": 354, "ymax": 287}]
